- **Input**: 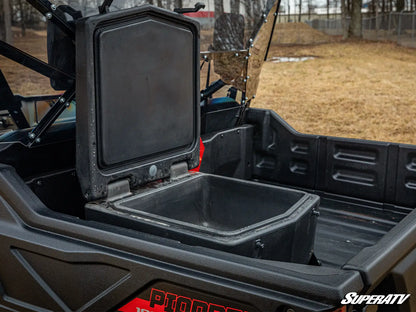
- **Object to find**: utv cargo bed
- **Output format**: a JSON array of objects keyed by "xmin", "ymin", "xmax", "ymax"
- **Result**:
[{"xmin": 0, "ymin": 1, "xmax": 414, "ymax": 312}]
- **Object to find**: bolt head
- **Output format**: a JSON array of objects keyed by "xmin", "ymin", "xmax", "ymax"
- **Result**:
[
  {"xmin": 59, "ymin": 97, "xmax": 65, "ymax": 103},
  {"xmin": 235, "ymin": 53, "xmax": 239, "ymax": 57},
  {"xmin": 28, "ymin": 133, "xmax": 35, "ymax": 139},
  {"xmin": 35, "ymin": 138, "xmax": 41, "ymax": 143},
  {"xmin": 50, "ymin": 4, "xmax": 56, "ymax": 10},
  {"xmin": 45, "ymin": 12, "xmax": 52, "ymax": 19}
]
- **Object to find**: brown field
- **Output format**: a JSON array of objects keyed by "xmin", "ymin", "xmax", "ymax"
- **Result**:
[
  {"xmin": 0, "ymin": 28, "xmax": 58, "ymax": 96},
  {"xmin": 254, "ymin": 40, "xmax": 416, "ymax": 145},
  {"xmin": 1, "ymin": 25, "xmax": 416, "ymax": 144}
]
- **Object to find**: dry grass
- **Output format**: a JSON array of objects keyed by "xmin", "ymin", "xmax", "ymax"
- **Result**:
[
  {"xmin": 1, "ymin": 28, "xmax": 416, "ymax": 145},
  {"xmin": 271, "ymin": 22, "xmax": 337, "ymax": 45},
  {"xmin": 0, "ymin": 28, "xmax": 58, "ymax": 96},
  {"xmin": 254, "ymin": 40, "xmax": 416, "ymax": 145}
]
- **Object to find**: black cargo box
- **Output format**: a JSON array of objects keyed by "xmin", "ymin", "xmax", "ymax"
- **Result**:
[
  {"xmin": 86, "ymin": 174, "xmax": 319, "ymax": 262},
  {"xmin": 76, "ymin": 5, "xmax": 319, "ymax": 264}
]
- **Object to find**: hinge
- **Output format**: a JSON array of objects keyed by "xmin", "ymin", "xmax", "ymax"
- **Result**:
[
  {"xmin": 107, "ymin": 179, "xmax": 131, "ymax": 201},
  {"xmin": 170, "ymin": 162, "xmax": 189, "ymax": 181}
]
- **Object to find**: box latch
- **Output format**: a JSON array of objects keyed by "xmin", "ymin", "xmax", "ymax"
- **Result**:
[
  {"xmin": 170, "ymin": 162, "xmax": 189, "ymax": 181},
  {"xmin": 107, "ymin": 179, "xmax": 131, "ymax": 201}
]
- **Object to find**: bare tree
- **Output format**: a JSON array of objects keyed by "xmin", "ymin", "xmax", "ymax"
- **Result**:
[
  {"xmin": 2, "ymin": 0, "xmax": 12, "ymax": 43},
  {"xmin": 252, "ymin": 0, "xmax": 262, "ymax": 18},
  {"xmin": 17, "ymin": 0, "xmax": 25, "ymax": 36},
  {"xmin": 327, "ymin": 0, "xmax": 330, "ymax": 19},
  {"xmin": 341, "ymin": 0, "xmax": 347, "ymax": 38},
  {"xmin": 348, "ymin": 0, "xmax": 362, "ymax": 37},
  {"xmin": 230, "ymin": 0, "xmax": 240, "ymax": 14},
  {"xmin": 214, "ymin": 0, "xmax": 224, "ymax": 16},
  {"xmin": 174, "ymin": 0, "xmax": 182, "ymax": 8},
  {"xmin": 298, "ymin": 0, "xmax": 302, "ymax": 22},
  {"xmin": 396, "ymin": 0, "xmax": 404, "ymax": 11}
]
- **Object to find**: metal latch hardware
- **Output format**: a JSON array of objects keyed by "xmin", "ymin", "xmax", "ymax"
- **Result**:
[{"xmin": 107, "ymin": 179, "xmax": 131, "ymax": 201}]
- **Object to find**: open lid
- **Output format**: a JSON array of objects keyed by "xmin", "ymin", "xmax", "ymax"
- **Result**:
[{"xmin": 76, "ymin": 5, "xmax": 200, "ymax": 201}]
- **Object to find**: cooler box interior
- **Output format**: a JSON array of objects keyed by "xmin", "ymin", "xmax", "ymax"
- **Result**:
[{"xmin": 86, "ymin": 174, "xmax": 320, "ymax": 263}]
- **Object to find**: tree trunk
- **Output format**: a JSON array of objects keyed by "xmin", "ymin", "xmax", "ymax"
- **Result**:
[
  {"xmin": 335, "ymin": 0, "xmax": 338, "ymax": 18},
  {"xmin": 327, "ymin": 0, "xmax": 330, "ymax": 19},
  {"xmin": 230, "ymin": 0, "xmax": 240, "ymax": 14},
  {"xmin": 396, "ymin": 0, "xmax": 404, "ymax": 11},
  {"xmin": 299, "ymin": 0, "xmax": 302, "ymax": 22},
  {"xmin": 341, "ymin": 0, "xmax": 348, "ymax": 38},
  {"xmin": 245, "ymin": 1, "xmax": 252, "ymax": 26},
  {"xmin": 214, "ymin": 0, "xmax": 224, "ymax": 17},
  {"xmin": 252, "ymin": 0, "xmax": 262, "ymax": 20},
  {"xmin": 2, "ymin": 0, "xmax": 12, "ymax": 44},
  {"xmin": 18, "ymin": 0, "xmax": 26, "ymax": 36},
  {"xmin": 348, "ymin": 0, "xmax": 362, "ymax": 37},
  {"xmin": 174, "ymin": 0, "xmax": 182, "ymax": 9}
]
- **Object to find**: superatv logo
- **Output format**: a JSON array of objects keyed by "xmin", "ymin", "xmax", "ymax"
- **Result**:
[
  {"xmin": 341, "ymin": 292, "xmax": 410, "ymax": 305},
  {"xmin": 119, "ymin": 288, "xmax": 248, "ymax": 312}
]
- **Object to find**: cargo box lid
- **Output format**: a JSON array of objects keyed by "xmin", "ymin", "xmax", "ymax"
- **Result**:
[{"xmin": 75, "ymin": 5, "xmax": 200, "ymax": 201}]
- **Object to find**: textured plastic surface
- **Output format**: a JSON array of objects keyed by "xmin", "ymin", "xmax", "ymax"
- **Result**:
[
  {"xmin": 86, "ymin": 173, "xmax": 319, "ymax": 263},
  {"xmin": 76, "ymin": 6, "xmax": 200, "ymax": 201},
  {"xmin": 0, "ymin": 164, "xmax": 364, "ymax": 312},
  {"xmin": 3, "ymin": 113, "xmax": 416, "ymax": 310},
  {"xmin": 246, "ymin": 108, "xmax": 416, "ymax": 208},
  {"xmin": 95, "ymin": 18, "xmax": 195, "ymax": 167}
]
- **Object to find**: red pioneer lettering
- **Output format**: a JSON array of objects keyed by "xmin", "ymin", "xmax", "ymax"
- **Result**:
[{"xmin": 119, "ymin": 288, "xmax": 247, "ymax": 312}]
